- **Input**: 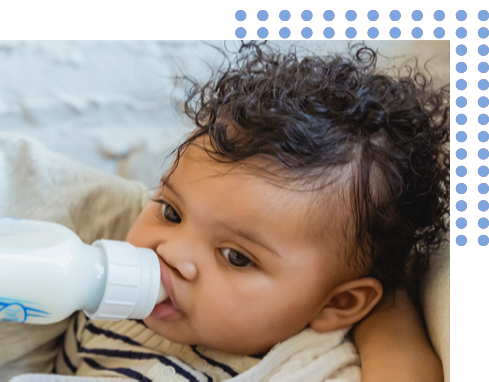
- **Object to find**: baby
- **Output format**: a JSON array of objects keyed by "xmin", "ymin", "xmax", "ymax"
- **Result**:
[{"xmin": 55, "ymin": 42, "xmax": 449, "ymax": 381}]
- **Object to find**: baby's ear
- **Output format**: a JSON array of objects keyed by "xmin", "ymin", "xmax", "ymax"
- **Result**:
[{"xmin": 309, "ymin": 278, "xmax": 383, "ymax": 333}]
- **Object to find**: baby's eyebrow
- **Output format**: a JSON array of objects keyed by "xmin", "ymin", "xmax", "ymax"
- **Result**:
[
  {"xmin": 216, "ymin": 221, "xmax": 281, "ymax": 258},
  {"xmin": 163, "ymin": 182, "xmax": 186, "ymax": 208},
  {"xmin": 164, "ymin": 179, "xmax": 280, "ymax": 258}
]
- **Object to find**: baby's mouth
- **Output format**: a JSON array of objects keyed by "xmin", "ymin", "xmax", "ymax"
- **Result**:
[
  {"xmin": 156, "ymin": 256, "xmax": 180, "ymax": 311},
  {"xmin": 151, "ymin": 297, "xmax": 181, "ymax": 321}
]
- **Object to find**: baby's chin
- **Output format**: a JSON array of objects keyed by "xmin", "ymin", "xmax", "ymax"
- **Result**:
[
  {"xmin": 143, "ymin": 316, "xmax": 189, "ymax": 340},
  {"xmin": 143, "ymin": 316, "xmax": 277, "ymax": 355}
]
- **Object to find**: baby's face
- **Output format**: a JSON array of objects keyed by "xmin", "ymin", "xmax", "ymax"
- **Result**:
[{"xmin": 126, "ymin": 144, "xmax": 352, "ymax": 354}]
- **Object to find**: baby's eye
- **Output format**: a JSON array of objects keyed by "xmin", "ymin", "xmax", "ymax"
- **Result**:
[
  {"xmin": 152, "ymin": 199, "xmax": 181, "ymax": 223},
  {"xmin": 221, "ymin": 248, "xmax": 254, "ymax": 268}
]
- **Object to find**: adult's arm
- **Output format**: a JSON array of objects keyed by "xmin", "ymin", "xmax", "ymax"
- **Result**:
[{"xmin": 352, "ymin": 289, "xmax": 444, "ymax": 382}]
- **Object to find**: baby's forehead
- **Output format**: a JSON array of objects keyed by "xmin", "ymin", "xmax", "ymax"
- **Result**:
[{"xmin": 175, "ymin": 144, "xmax": 352, "ymax": 252}]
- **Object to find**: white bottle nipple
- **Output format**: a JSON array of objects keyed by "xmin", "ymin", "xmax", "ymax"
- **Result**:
[{"xmin": 156, "ymin": 281, "xmax": 168, "ymax": 304}]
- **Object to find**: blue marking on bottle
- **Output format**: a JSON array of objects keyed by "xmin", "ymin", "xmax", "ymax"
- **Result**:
[{"xmin": 0, "ymin": 298, "xmax": 51, "ymax": 323}]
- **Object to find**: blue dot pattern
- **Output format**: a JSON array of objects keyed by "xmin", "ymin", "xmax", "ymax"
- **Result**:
[
  {"xmin": 234, "ymin": 9, "xmax": 489, "ymax": 41},
  {"xmin": 476, "ymin": 3, "xmax": 489, "ymax": 251},
  {"xmin": 232, "ymin": 8, "xmax": 489, "ymax": 250}
]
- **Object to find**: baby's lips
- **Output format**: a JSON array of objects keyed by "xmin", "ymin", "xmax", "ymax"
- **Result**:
[{"xmin": 157, "ymin": 255, "xmax": 181, "ymax": 310}]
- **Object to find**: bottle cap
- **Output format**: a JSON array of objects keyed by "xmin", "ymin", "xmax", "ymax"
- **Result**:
[{"xmin": 85, "ymin": 239, "xmax": 164, "ymax": 320}]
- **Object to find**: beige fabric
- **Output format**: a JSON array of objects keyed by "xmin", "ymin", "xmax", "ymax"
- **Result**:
[
  {"xmin": 0, "ymin": 132, "xmax": 150, "ymax": 381},
  {"xmin": 421, "ymin": 241, "xmax": 450, "ymax": 382}
]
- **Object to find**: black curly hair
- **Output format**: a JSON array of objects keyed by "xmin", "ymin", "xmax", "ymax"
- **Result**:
[{"xmin": 164, "ymin": 41, "xmax": 450, "ymax": 295}]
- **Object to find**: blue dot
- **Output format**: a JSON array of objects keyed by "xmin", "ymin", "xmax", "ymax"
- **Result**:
[
  {"xmin": 368, "ymin": 10, "xmax": 379, "ymax": 21},
  {"xmin": 324, "ymin": 27, "xmax": 335, "ymax": 39},
  {"xmin": 480, "ymin": 131, "xmax": 489, "ymax": 142},
  {"xmin": 279, "ymin": 10, "xmax": 290, "ymax": 21},
  {"xmin": 456, "ymin": 218, "xmax": 467, "ymax": 229},
  {"xmin": 324, "ymin": 10, "xmax": 335, "ymax": 21},
  {"xmin": 346, "ymin": 10, "xmax": 357, "ymax": 21},
  {"xmin": 390, "ymin": 27, "xmax": 401, "ymax": 39},
  {"xmin": 457, "ymin": 183, "xmax": 467, "ymax": 194},
  {"xmin": 480, "ymin": 114, "xmax": 489, "ymax": 125},
  {"xmin": 456, "ymin": 10, "xmax": 467, "ymax": 21},
  {"xmin": 390, "ymin": 10, "xmax": 401, "ymax": 21},
  {"xmin": 457, "ymin": 114, "xmax": 467, "ymax": 125},
  {"xmin": 301, "ymin": 27, "xmax": 312, "ymax": 39},
  {"xmin": 456, "ymin": 97, "xmax": 467, "ymax": 108},
  {"xmin": 279, "ymin": 27, "xmax": 290, "ymax": 39},
  {"xmin": 457, "ymin": 148, "xmax": 467, "ymax": 159},
  {"xmin": 479, "ymin": 62, "xmax": 489, "ymax": 73},
  {"xmin": 479, "ymin": 166, "xmax": 489, "ymax": 177},
  {"xmin": 480, "ymin": 183, "xmax": 489, "ymax": 194},
  {"xmin": 479, "ymin": 79, "xmax": 489, "ymax": 90},
  {"xmin": 456, "ymin": 131, "xmax": 467, "ymax": 142},
  {"xmin": 434, "ymin": 28, "xmax": 445, "ymax": 39},
  {"xmin": 257, "ymin": 10, "xmax": 268, "ymax": 21},
  {"xmin": 480, "ymin": 28, "xmax": 489, "ymax": 39},
  {"xmin": 456, "ymin": 79, "xmax": 467, "ymax": 90},
  {"xmin": 480, "ymin": 146, "xmax": 489, "ymax": 159},
  {"xmin": 257, "ymin": 27, "xmax": 268, "ymax": 39},
  {"xmin": 346, "ymin": 27, "xmax": 357, "ymax": 39},
  {"xmin": 434, "ymin": 10, "xmax": 445, "ymax": 21},
  {"xmin": 235, "ymin": 27, "xmax": 246, "ymax": 39},
  {"xmin": 456, "ymin": 62, "xmax": 467, "ymax": 73},
  {"xmin": 456, "ymin": 235, "xmax": 467, "ymax": 246},
  {"xmin": 455, "ymin": 218, "xmax": 467, "ymax": 229},
  {"xmin": 480, "ymin": 97, "xmax": 489, "ymax": 108},
  {"xmin": 235, "ymin": 10, "xmax": 246, "ymax": 21},
  {"xmin": 457, "ymin": 166, "xmax": 467, "ymax": 177},
  {"xmin": 412, "ymin": 10, "xmax": 423, "ymax": 21},
  {"xmin": 479, "ymin": 10, "xmax": 489, "ymax": 21},
  {"xmin": 477, "ymin": 79, "xmax": 489, "ymax": 92},
  {"xmin": 456, "ymin": 28, "xmax": 467, "ymax": 39},
  {"xmin": 479, "ymin": 200, "xmax": 489, "ymax": 211},
  {"xmin": 457, "ymin": 200, "xmax": 467, "ymax": 211},
  {"xmin": 302, "ymin": 10, "xmax": 313, "ymax": 21},
  {"xmin": 480, "ymin": 218, "xmax": 489, "ymax": 229},
  {"xmin": 455, "ymin": 44, "xmax": 467, "ymax": 56},
  {"xmin": 412, "ymin": 28, "xmax": 423, "ymax": 39},
  {"xmin": 479, "ymin": 45, "xmax": 489, "ymax": 56},
  {"xmin": 368, "ymin": 28, "xmax": 379, "ymax": 39},
  {"xmin": 479, "ymin": 235, "xmax": 489, "ymax": 246}
]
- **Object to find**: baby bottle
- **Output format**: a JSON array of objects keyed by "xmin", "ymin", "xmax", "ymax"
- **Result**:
[{"xmin": 0, "ymin": 216, "xmax": 167, "ymax": 324}]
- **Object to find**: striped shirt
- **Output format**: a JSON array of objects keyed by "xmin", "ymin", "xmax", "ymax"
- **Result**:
[{"xmin": 56, "ymin": 311, "xmax": 261, "ymax": 381}]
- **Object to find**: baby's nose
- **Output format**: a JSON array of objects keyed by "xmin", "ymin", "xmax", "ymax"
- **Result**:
[{"xmin": 180, "ymin": 262, "xmax": 197, "ymax": 280}]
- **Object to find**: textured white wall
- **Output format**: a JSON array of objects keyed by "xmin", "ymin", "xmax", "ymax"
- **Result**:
[{"xmin": 0, "ymin": 40, "xmax": 449, "ymax": 187}]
